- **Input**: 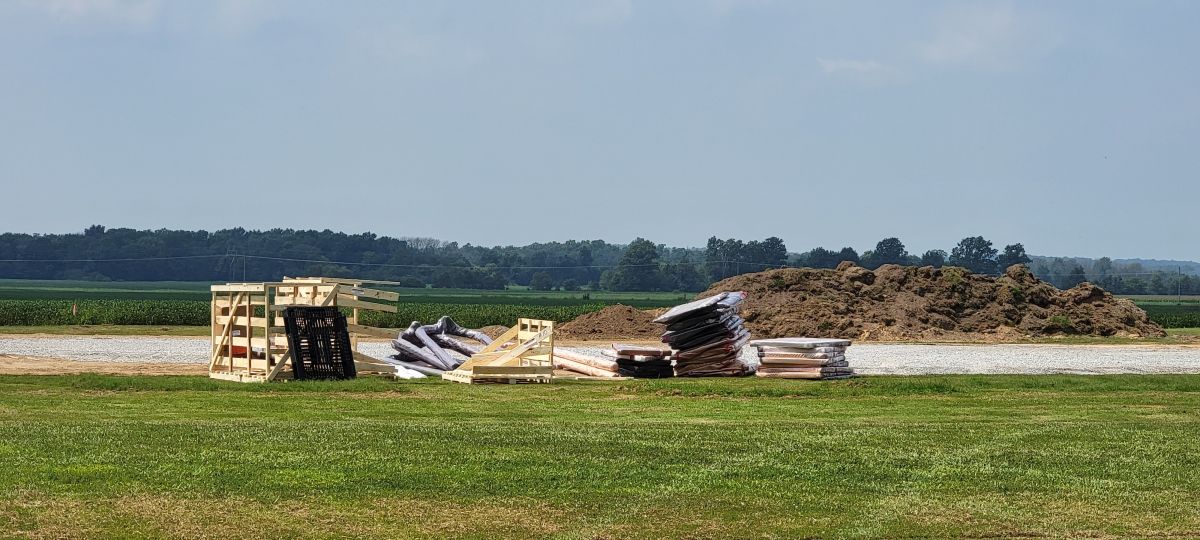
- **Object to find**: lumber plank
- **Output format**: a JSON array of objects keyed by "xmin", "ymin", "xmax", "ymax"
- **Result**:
[
  {"xmin": 336, "ymin": 285, "xmax": 400, "ymax": 302},
  {"xmin": 346, "ymin": 323, "xmax": 398, "ymax": 339},
  {"xmin": 211, "ymin": 284, "xmax": 266, "ymax": 292},
  {"xmin": 336, "ymin": 296, "xmax": 396, "ymax": 312}
]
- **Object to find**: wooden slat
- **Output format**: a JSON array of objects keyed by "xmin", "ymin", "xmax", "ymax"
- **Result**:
[
  {"xmin": 264, "ymin": 349, "xmax": 291, "ymax": 382},
  {"xmin": 478, "ymin": 325, "xmax": 519, "ymax": 354},
  {"xmin": 336, "ymin": 285, "xmax": 400, "ymax": 302},
  {"xmin": 210, "ymin": 371, "xmax": 268, "ymax": 383},
  {"xmin": 210, "ymin": 291, "xmax": 244, "ymax": 370},
  {"xmin": 215, "ymin": 315, "xmax": 270, "ymax": 328},
  {"xmin": 472, "ymin": 366, "xmax": 553, "ymax": 375},
  {"xmin": 346, "ymin": 323, "xmax": 397, "ymax": 339},
  {"xmin": 211, "ymin": 284, "xmax": 266, "ymax": 292},
  {"xmin": 336, "ymin": 295, "xmax": 397, "ymax": 313},
  {"xmin": 228, "ymin": 336, "xmax": 287, "ymax": 349}
]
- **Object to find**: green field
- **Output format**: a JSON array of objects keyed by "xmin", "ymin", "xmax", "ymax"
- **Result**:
[
  {"xmin": 0, "ymin": 280, "xmax": 681, "ymax": 328},
  {"xmin": 1, "ymin": 279, "xmax": 1198, "ymax": 329},
  {"xmin": 0, "ymin": 280, "xmax": 687, "ymax": 306},
  {"xmin": 1, "ymin": 374, "xmax": 1199, "ymax": 539}
]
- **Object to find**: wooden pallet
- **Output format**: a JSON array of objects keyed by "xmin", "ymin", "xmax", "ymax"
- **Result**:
[{"xmin": 441, "ymin": 365, "xmax": 554, "ymax": 384}]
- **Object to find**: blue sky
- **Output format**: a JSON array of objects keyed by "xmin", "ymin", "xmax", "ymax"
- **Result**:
[{"xmin": 1, "ymin": 0, "xmax": 1196, "ymax": 260}]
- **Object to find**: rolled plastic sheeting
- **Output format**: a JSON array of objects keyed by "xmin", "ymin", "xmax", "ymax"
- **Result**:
[
  {"xmin": 553, "ymin": 356, "xmax": 621, "ymax": 378},
  {"xmin": 436, "ymin": 316, "xmax": 493, "ymax": 345},
  {"xmin": 553, "ymin": 349, "xmax": 619, "ymax": 372},
  {"xmin": 390, "ymin": 336, "xmax": 452, "ymax": 370},
  {"xmin": 390, "ymin": 360, "xmax": 446, "ymax": 376},
  {"xmin": 412, "ymin": 326, "xmax": 456, "ymax": 370},
  {"xmin": 430, "ymin": 333, "xmax": 480, "ymax": 356}
]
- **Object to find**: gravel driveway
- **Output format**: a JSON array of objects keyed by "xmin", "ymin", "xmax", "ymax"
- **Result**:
[{"xmin": 1, "ymin": 336, "xmax": 1197, "ymax": 375}]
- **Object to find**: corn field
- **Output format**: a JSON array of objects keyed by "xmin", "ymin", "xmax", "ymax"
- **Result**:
[{"xmin": 0, "ymin": 299, "xmax": 609, "ymax": 329}]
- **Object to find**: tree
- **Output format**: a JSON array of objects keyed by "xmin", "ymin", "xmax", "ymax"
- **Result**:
[
  {"xmin": 837, "ymin": 247, "xmax": 861, "ymax": 266},
  {"xmin": 1092, "ymin": 257, "xmax": 1113, "ymax": 277},
  {"xmin": 920, "ymin": 249, "xmax": 947, "ymax": 268},
  {"xmin": 1064, "ymin": 264, "xmax": 1088, "ymax": 288},
  {"xmin": 601, "ymin": 238, "xmax": 663, "ymax": 291},
  {"xmin": 530, "ymin": 271, "xmax": 555, "ymax": 291},
  {"xmin": 996, "ymin": 243, "xmax": 1032, "ymax": 270},
  {"xmin": 862, "ymin": 237, "xmax": 909, "ymax": 268},
  {"xmin": 948, "ymin": 236, "xmax": 999, "ymax": 274}
]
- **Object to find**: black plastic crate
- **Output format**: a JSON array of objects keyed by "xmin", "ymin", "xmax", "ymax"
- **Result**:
[{"xmin": 283, "ymin": 306, "xmax": 357, "ymax": 380}]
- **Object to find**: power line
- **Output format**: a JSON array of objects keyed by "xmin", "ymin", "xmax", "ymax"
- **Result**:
[
  {"xmin": 0, "ymin": 253, "xmax": 787, "ymax": 270},
  {"xmin": 0, "ymin": 254, "xmax": 1191, "ymax": 277},
  {"xmin": 0, "ymin": 255, "xmax": 223, "ymax": 263}
]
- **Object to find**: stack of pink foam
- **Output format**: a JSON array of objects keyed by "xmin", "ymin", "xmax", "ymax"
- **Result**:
[{"xmin": 749, "ymin": 337, "xmax": 854, "ymax": 380}]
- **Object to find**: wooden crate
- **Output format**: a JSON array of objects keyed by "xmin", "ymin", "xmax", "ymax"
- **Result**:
[
  {"xmin": 442, "ymin": 318, "xmax": 555, "ymax": 384},
  {"xmin": 209, "ymin": 277, "xmax": 400, "ymax": 383}
]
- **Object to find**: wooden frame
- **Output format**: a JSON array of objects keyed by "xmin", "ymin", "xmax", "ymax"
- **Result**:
[
  {"xmin": 209, "ymin": 277, "xmax": 400, "ymax": 383},
  {"xmin": 442, "ymin": 319, "xmax": 555, "ymax": 384}
]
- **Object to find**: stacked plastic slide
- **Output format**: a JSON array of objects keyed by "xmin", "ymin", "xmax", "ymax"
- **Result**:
[
  {"xmin": 749, "ymin": 337, "xmax": 854, "ymax": 379},
  {"xmin": 602, "ymin": 343, "xmax": 673, "ymax": 378},
  {"xmin": 654, "ymin": 292, "xmax": 752, "ymax": 377}
]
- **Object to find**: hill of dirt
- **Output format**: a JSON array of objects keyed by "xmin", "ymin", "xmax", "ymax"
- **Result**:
[
  {"xmin": 698, "ymin": 263, "xmax": 1165, "ymax": 341},
  {"xmin": 557, "ymin": 304, "xmax": 662, "ymax": 340}
]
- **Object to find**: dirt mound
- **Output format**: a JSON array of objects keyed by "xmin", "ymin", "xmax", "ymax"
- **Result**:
[
  {"xmin": 699, "ymin": 264, "xmax": 1165, "ymax": 341},
  {"xmin": 558, "ymin": 304, "xmax": 661, "ymax": 340},
  {"xmin": 478, "ymin": 325, "xmax": 511, "ymax": 340}
]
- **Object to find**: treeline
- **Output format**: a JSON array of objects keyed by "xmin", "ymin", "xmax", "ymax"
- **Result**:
[
  {"xmin": 1030, "ymin": 257, "xmax": 1200, "ymax": 296},
  {"xmin": 1, "ymin": 226, "xmax": 1196, "ymax": 294}
]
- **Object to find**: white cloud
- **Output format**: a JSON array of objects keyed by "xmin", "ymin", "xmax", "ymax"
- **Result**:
[
  {"xmin": 25, "ymin": 0, "xmax": 160, "ymax": 25},
  {"xmin": 919, "ymin": 2, "xmax": 1058, "ymax": 69}
]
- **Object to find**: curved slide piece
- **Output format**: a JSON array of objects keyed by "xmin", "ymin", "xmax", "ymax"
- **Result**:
[
  {"xmin": 413, "ymin": 326, "xmax": 456, "ymax": 370},
  {"xmin": 400, "ymin": 321, "xmax": 425, "ymax": 347},
  {"xmin": 436, "ymin": 316, "xmax": 493, "ymax": 345},
  {"xmin": 389, "ymin": 360, "xmax": 445, "ymax": 376},
  {"xmin": 390, "ymin": 337, "xmax": 449, "ymax": 369},
  {"xmin": 430, "ymin": 333, "xmax": 480, "ymax": 356}
]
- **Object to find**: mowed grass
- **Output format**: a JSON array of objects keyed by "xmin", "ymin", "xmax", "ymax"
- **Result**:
[{"xmin": 1, "ymin": 375, "xmax": 1200, "ymax": 539}]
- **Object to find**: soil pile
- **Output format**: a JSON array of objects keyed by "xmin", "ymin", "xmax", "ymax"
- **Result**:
[
  {"xmin": 478, "ymin": 325, "xmax": 511, "ymax": 340},
  {"xmin": 558, "ymin": 304, "xmax": 661, "ymax": 340},
  {"xmin": 699, "ymin": 263, "xmax": 1165, "ymax": 341}
]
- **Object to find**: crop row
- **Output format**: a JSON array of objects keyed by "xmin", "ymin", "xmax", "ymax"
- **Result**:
[
  {"xmin": 1137, "ymin": 303, "xmax": 1200, "ymax": 329},
  {"xmin": 0, "ymin": 300, "xmax": 210, "ymax": 326},
  {"xmin": 0, "ymin": 299, "xmax": 611, "ymax": 329}
]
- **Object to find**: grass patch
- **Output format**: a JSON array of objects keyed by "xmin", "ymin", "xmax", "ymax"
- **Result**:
[{"xmin": 2, "ymin": 374, "xmax": 1200, "ymax": 538}]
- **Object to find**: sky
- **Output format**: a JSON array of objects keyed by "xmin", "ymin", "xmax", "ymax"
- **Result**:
[{"xmin": 0, "ymin": 0, "xmax": 1197, "ymax": 260}]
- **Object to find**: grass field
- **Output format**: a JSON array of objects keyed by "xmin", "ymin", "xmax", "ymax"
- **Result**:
[{"xmin": 2, "ymin": 374, "xmax": 1199, "ymax": 539}]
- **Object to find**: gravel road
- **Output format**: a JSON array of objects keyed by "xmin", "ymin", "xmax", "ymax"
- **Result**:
[{"xmin": 1, "ymin": 336, "xmax": 1197, "ymax": 375}]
